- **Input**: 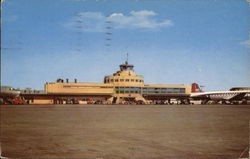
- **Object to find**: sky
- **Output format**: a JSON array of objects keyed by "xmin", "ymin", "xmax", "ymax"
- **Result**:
[{"xmin": 2, "ymin": 0, "xmax": 250, "ymax": 91}]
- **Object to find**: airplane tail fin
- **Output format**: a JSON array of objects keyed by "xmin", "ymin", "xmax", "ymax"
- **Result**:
[{"xmin": 191, "ymin": 83, "xmax": 203, "ymax": 93}]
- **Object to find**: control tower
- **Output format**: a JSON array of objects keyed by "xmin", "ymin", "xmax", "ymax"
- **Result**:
[
  {"xmin": 104, "ymin": 59, "xmax": 144, "ymax": 87},
  {"xmin": 119, "ymin": 60, "xmax": 134, "ymax": 71}
]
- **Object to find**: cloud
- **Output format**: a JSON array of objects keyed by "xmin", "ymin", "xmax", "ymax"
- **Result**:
[
  {"xmin": 108, "ymin": 10, "xmax": 173, "ymax": 29},
  {"xmin": 65, "ymin": 10, "xmax": 173, "ymax": 32},
  {"xmin": 197, "ymin": 68, "xmax": 203, "ymax": 73},
  {"xmin": 240, "ymin": 39, "xmax": 250, "ymax": 48}
]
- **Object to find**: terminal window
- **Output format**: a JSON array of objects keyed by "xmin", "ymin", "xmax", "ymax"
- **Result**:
[
  {"xmin": 142, "ymin": 87, "xmax": 185, "ymax": 94},
  {"xmin": 115, "ymin": 87, "xmax": 141, "ymax": 94}
]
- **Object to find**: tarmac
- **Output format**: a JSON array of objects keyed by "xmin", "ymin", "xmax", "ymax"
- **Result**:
[{"xmin": 1, "ymin": 104, "xmax": 250, "ymax": 159}]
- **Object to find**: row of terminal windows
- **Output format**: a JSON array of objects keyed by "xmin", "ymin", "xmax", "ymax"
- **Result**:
[
  {"xmin": 143, "ymin": 87, "xmax": 185, "ymax": 94},
  {"xmin": 115, "ymin": 87, "xmax": 185, "ymax": 94},
  {"xmin": 115, "ymin": 87, "xmax": 141, "ymax": 94},
  {"xmin": 105, "ymin": 79, "xmax": 144, "ymax": 83}
]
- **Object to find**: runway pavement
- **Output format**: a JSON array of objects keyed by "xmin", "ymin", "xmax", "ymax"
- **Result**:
[{"xmin": 1, "ymin": 104, "xmax": 249, "ymax": 159}]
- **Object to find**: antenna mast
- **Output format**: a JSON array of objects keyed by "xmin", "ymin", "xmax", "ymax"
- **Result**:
[
  {"xmin": 120, "ymin": 53, "xmax": 134, "ymax": 71},
  {"xmin": 126, "ymin": 53, "xmax": 129, "ymax": 64}
]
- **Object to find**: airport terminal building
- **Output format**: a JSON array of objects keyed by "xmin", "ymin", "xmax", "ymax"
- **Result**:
[{"xmin": 25, "ymin": 61, "xmax": 192, "ymax": 104}]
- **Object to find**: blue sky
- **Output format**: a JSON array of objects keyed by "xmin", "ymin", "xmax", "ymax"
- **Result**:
[{"xmin": 2, "ymin": 0, "xmax": 250, "ymax": 91}]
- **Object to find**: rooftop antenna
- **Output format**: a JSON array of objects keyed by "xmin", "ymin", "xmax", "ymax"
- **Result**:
[
  {"xmin": 120, "ymin": 53, "xmax": 134, "ymax": 71},
  {"xmin": 126, "ymin": 53, "xmax": 129, "ymax": 65}
]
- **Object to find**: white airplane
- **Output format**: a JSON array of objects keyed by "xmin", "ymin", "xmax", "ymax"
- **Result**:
[{"xmin": 190, "ymin": 83, "xmax": 250, "ymax": 104}]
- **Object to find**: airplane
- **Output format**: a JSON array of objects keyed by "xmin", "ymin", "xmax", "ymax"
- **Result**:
[
  {"xmin": 0, "ymin": 86, "xmax": 21, "ymax": 104},
  {"xmin": 190, "ymin": 83, "xmax": 250, "ymax": 104}
]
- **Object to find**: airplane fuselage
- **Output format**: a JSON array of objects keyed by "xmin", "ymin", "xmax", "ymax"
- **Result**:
[{"xmin": 191, "ymin": 90, "xmax": 250, "ymax": 101}]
